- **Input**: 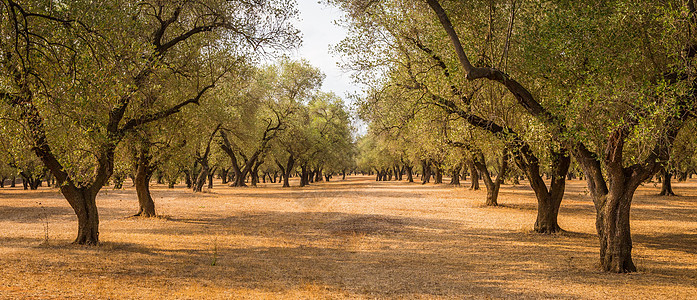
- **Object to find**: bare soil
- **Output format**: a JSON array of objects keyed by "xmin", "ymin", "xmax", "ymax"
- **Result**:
[{"xmin": 1, "ymin": 176, "xmax": 696, "ymax": 299}]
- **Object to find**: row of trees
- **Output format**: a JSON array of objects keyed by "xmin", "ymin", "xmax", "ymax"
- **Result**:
[
  {"xmin": 124, "ymin": 58, "xmax": 356, "ymax": 217},
  {"xmin": 0, "ymin": 0, "xmax": 355, "ymax": 245},
  {"xmin": 332, "ymin": 0, "xmax": 697, "ymax": 273}
]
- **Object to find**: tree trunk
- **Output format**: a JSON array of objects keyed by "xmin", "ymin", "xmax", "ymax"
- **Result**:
[
  {"xmin": 450, "ymin": 163, "xmax": 462, "ymax": 186},
  {"xmin": 469, "ymin": 162, "xmax": 479, "ymax": 190},
  {"xmin": 113, "ymin": 174, "xmax": 124, "ymax": 189},
  {"xmin": 676, "ymin": 171, "xmax": 688, "ymax": 182},
  {"xmin": 134, "ymin": 153, "xmax": 156, "ymax": 217},
  {"xmin": 595, "ymin": 189, "xmax": 637, "ymax": 273},
  {"xmin": 434, "ymin": 165, "xmax": 443, "ymax": 184},
  {"xmin": 207, "ymin": 167, "xmax": 216, "ymax": 189},
  {"xmin": 30, "ymin": 177, "xmax": 42, "ymax": 189},
  {"xmin": 659, "ymin": 168, "xmax": 676, "ymax": 196},
  {"xmin": 300, "ymin": 165, "xmax": 309, "ymax": 187},
  {"xmin": 193, "ymin": 165, "xmax": 208, "ymax": 192},
  {"xmin": 221, "ymin": 168, "xmax": 229, "ymax": 184},
  {"xmin": 45, "ymin": 172, "xmax": 52, "ymax": 187},
  {"xmin": 315, "ymin": 168, "xmax": 323, "ymax": 182},
  {"xmin": 406, "ymin": 166, "xmax": 414, "ymax": 182},
  {"xmin": 278, "ymin": 155, "xmax": 294, "ymax": 188},
  {"xmin": 516, "ymin": 150, "xmax": 569, "ymax": 234},
  {"xmin": 474, "ymin": 151, "xmax": 508, "ymax": 206},
  {"xmin": 251, "ymin": 160, "xmax": 262, "ymax": 187},
  {"xmin": 421, "ymin": 161, "xmax": 432, "ymax": 184},
  {"xmin": 184, "ymin": 170, "xmax": 192, "ymax": 188},
  {"xmin": 63, "ymin": 187, "xmax": 100, "ymax": 245},
  {"xmin": 192, "ymin": 159, "xmax": 208, "ymax": 193}
]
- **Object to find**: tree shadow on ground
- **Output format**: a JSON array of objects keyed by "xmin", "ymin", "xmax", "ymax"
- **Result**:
[{"xmin": 79, "ymin": 211, "xmax": 697, "ymax": 298}]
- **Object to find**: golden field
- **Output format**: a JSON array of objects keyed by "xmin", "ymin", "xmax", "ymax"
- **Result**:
[{"xmin": 1, "ymin": 175, "xmax": 696, "ymax": 299}]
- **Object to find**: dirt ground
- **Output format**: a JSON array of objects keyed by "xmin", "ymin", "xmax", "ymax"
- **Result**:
[{"xmin": 1, "ymin": 175, "xmax": 696, "ymax": 299}]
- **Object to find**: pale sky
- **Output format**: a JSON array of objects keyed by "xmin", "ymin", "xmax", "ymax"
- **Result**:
[
  {"xmin": 290, "ymin": 0, "xmax": 358, "ymax": 98},
  {"xmin": 288, "ymin": 0, "xmax": 367, "ymax": 135}
]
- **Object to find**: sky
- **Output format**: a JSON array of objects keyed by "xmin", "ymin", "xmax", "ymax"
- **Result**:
[
  {"xmin": 289, "ymin": 0, "xmax": 359, "ymax": 99},
  {"xmin": 288, "ymin": 0, "xmax": 367, "ymax": 134}
]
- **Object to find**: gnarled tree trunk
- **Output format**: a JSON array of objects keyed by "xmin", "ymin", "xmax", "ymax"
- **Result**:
[
  {"xmin": 659, "ymin": 168, "xmax": 676, "ymax": 196},
  {"xmin": 434, "ymin": 164, "xmax": 443, "ymax": 184},
  {"xmin": 514, "ymin": 147, "xmax": 570, "ymax": 234},
  {"xmin": 474, "ymin": 151, "xmax": 508, "ymax": 206},
  {"xmin": 450, "ymin": 162, "xmax": 462, "ymax": 186},
  {"xmin": 595, "ymin": 189, "xmax": 636, "ymax": 273},
  {"xmin": 405, "ymin": 165, "xmax": 414, "ymax": 182},
  {"xmin": 61, "ymin": 185, "xmax": 100, "ymax": 245},
  {"xmin": 421, "ymin": 160, "xmax": 432, "ymax": 184},
  {"xmin": 469, "ymin": 161, "xmax": 479, "ymax": 190},
  {"xmin": 134, "ymin": 148, "xmax": 156, "ymax": 217}
]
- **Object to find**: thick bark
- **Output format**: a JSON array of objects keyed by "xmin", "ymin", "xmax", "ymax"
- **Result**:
[
  {"xmin": 44, "ymin": 172, "xmax": 52, "ymax": 187},
  {"xmin": 134, "ymin": 150, "xmax": 156, "ymax": 217},
  {"xmin": 284, "ymin": 155, "xmax": 294, "ymax": 187},
  {"xmin": 193, "ymin": 125, "xmax": 221, "ymax": 192},
  {"xmin": 220, "ymin": 168, "xmax": 229, "ymax": 184},
  {"xmin": 314, "ymin": 168, "xmax": 323, "ymax": 182},
  {"xmin": 19, "ymin": 170, "xmax": 43, "ymax": 190},
  {"xmin": 676, "ymin": 171, "xmax": 688, "ymax": 182},
  {"xmin": 112, "ymin": 174, "xmax": 125, "ymax": 189},
  {"xmin": 421, "ymin": 160, "xmax": 432, "ymax": 184},
  {"xmin": 62, "ymin": 186, "xmax": 100, "ymax": 245},
  {"xmin": 450, "ymin": 163, "xmax": 462, "ymax": 186},
  {"xmin": 193, "ymin": 165, "xmax": 208, "ymax": 192},
  {"xmin": 469, "ymin": 162, "xmax": 480, "ymax": 190},
  {"xmin": 300, "ymin": 165, "xmax": 310, "ymax": 187},
  {"xmin": 183, "ymin": 170, "xmax": 192, "ymax": 188},
  {"xmin": 515, "ymin": 148, "xmax": 570, "ymax": 234},
  {"xmin": 474, "ymin": 151, "xmax": 508, "ymax": 206},
  {"xmin": 251, "ymin": 160, "xmax": 263, "ymax": 187},
  {"xmin": 276, "ymin": 155, "xmax": 294, "ymax": 187},
  {"xmin": 595, "ymin": 190, "xmax": 636, "ymax": 273},
  {"xmin": 434, "ymin": 165, "xmax": 443, "ymax": 184},
  {"xmin": 659, "ymin": 168, "xmax": 676, "ymax": 196},
  {"xmin": 405, "ymin": 166, "xmax": 414, "ymax": 182},
  {"xmin": 207, "ymin": 166, "xmax": 216, "ymax": 189},
  {"xmin": 219, "ymin": 130, "xmax": 246, "ymax": 187}
]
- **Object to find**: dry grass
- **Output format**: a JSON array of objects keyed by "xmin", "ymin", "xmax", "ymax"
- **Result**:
[{"xmin": 1, "ymin": 176, "xmax": 696, "ymax": 299}]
